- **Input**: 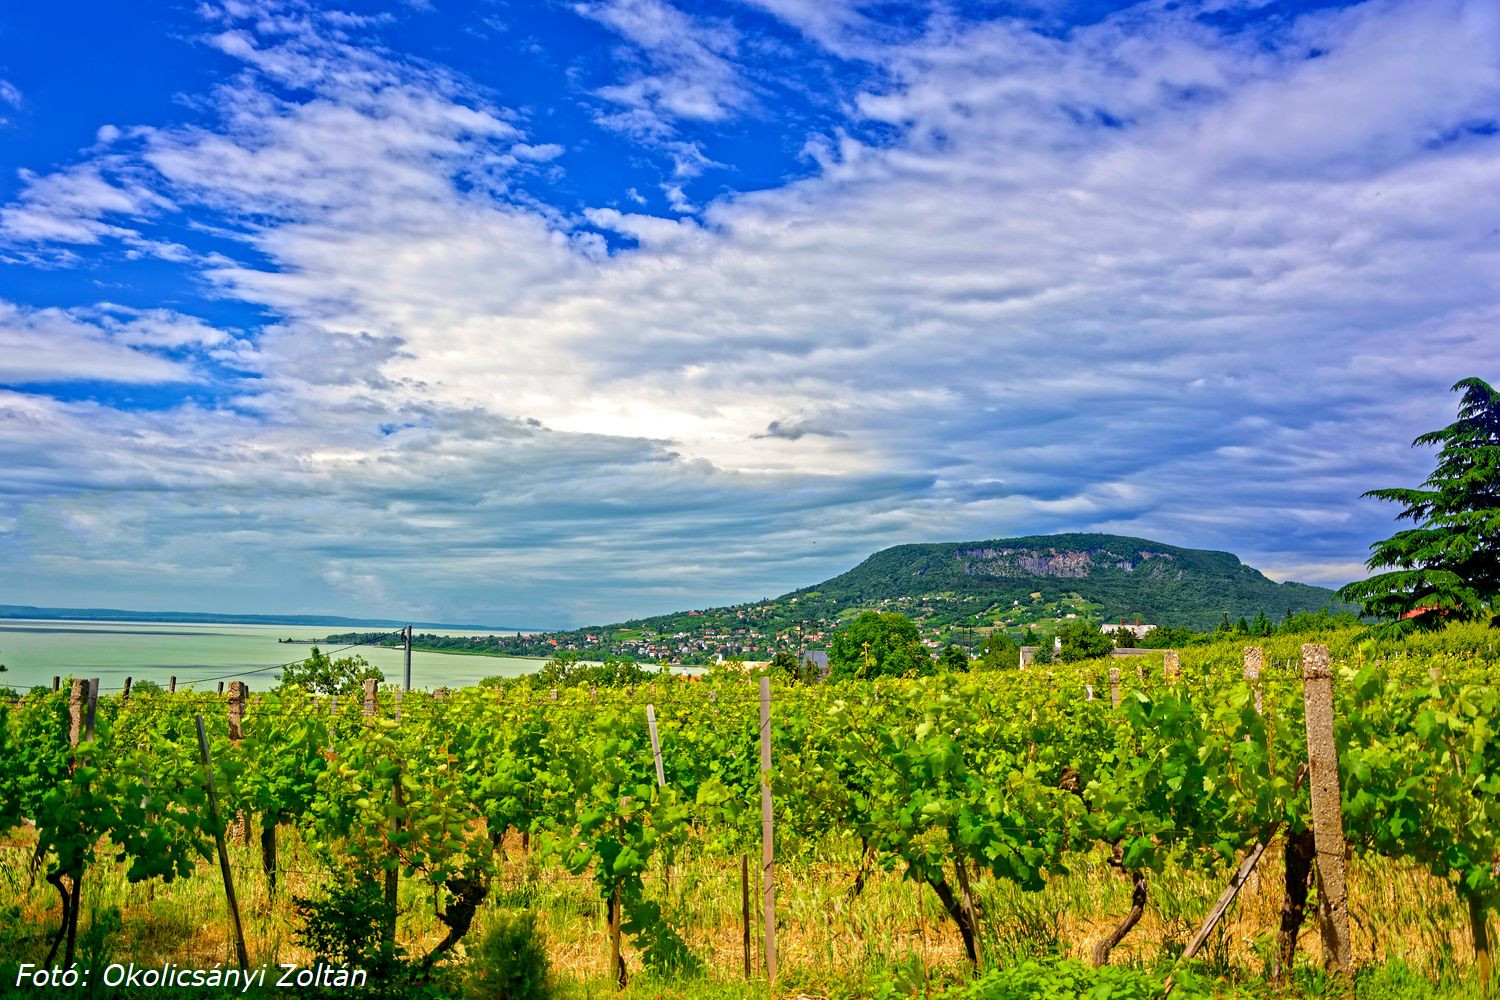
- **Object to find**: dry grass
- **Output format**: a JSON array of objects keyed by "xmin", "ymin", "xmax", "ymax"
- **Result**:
[{"xmin": 0, "ymin": 828, "xmax": 1484, "ymax": 998}]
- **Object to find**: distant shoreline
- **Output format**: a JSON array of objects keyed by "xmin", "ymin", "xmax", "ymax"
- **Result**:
[
  {"xmin": 278, "ymin": 638, "xmax": 551, "ymax": 661},
  {"xmin": 0, "ymin": 605, "xmax": 544, "ymax": 631}
]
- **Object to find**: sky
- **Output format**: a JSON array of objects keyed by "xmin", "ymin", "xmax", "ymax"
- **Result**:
[{"xmin": 0, "ymin": 0, "xmax": 1496, "ymax": 629}]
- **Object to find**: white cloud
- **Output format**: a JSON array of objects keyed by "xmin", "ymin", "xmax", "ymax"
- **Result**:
[
  {"xmin": 0, "ymin": 302, "xmax": 198, "ymax": 384},
  {"xmin": 577, "ymin": 0, "xmax": 750, "ymax": 129},
  {"xmin": 1, "ymin": 0, "xmax": 1498, "ymax": 621},
  {"xmin": 0, "ymin": 164, "xmax": 174, "ymax": 247}
]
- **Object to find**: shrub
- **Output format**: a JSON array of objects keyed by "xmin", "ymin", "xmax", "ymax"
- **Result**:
[{"xmin": 466, "ymin": 910, "xmax": 551, "ymax": 1000}]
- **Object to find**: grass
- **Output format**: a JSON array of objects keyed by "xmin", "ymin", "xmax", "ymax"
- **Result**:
[{"xmin": 0, "ymin": 828, "xmax": 1491, "ymax": 999}]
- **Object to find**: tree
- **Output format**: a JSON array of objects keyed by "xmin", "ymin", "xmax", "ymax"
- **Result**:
[
  {"xmin": 1339, "ymin": 377, "xmax": 1500, "ymax": 633},
  {"xmin": 1250, "ymin": 610, "xmax": 1273, "ymax": 637},
  {"xmin": 938, "ymin": 644, "xmax": 971, "ymax": 673},
  {"xmin": 976, "ymin": 631, "xmax": 1019, "ymax": 670},
  {"xmin": 827, "ymin": 612, "xmax": 930, "ymax": 680},
  {"xmin": 1137, "ymin": 624, "xmax": 1198, "ymax": 649},
  {"xmin": 1057, "ymin": 619, "xmax": 1114, "ymax": 663},
  {"xmin": 769, "ymin": 650, "xmax": 801, "ymax": 682},
  {"xmin": 278, "ymin": 646, "xmax": 383, "ymax": 696}
]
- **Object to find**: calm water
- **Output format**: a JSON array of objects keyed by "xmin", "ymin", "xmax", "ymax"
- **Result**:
[{"xmin": 0, "ymin": 620, "xmax": 544, "ymax": 693}]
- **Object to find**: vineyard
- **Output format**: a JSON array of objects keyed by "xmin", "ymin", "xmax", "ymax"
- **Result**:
[{"xmin": 1, "ymin": 624, "xmax": 1498, "ymax": 999}]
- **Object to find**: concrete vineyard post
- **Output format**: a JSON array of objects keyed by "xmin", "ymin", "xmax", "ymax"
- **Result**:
[
  {"xmin": 403, "ymin": 625, "xmax": 412, "ymax": 692},
  {"xmin": 228, "ymin": 682, "xmax": 249, "ymax": 843},
  {"xmin": 84, "ymin": 679, "xmax": 99, "ymax": 742},
  {"xmin": 363, "ymin": 677, "xmax": 378, "ymax": 718},
  {"xmin": 1301, "ymin": 643, "xmax": 1352, "ymax": 973},
  {"xmin": 194, "ymin": 715, "xmax": 250, "ymax": 970},
  {"xmin": 760, "ymin": 675, "xmax": 777, "ymax": 984},
  {"xmin": 646, "ymin": 704, "xmax": 665, "ymax": 788},
  {"xmin": 68, "ymin": 678, "xmax": 85, "ymax": 748},
  {"xmin": 1241, "ymin": 647, "xmax": 1264, "ymax": 892},
  {"xmin": 1244, "ymin": 646, "xmax": 1264, "ymax": 716},
  {"xmin": 1109, "ymin": 667, "xmax": 1121, "ymax": 709}
]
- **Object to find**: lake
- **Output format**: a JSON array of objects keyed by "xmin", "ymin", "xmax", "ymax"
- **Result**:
[{"xmin": 0, "ymin": 619, "xmax": 544, "ymax": 694}]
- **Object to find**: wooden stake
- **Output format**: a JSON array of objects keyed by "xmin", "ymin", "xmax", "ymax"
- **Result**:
[
  {"xmin": 1109, "ymin": 667, "xmax": 1121, "ymax": 709},
  {"xmin": 169, "ymin": 675, "xmax": 176, "ymax": 694},
  {"xmin": 363, "ymin": 677, "xmax": 378, "ymax": 718},
  {"xmin": 52, "ymin": 675, "xmax": 59, "ymax": 693},
  {"xmin": 1182, "ymin": 832, "xmax": 1276, "ymax": 963},
  {"xmin": 1163, "ymin": 649, "xmax": 1180, "ymax": 681},
  {"xmin": 121, "ymin": 676, "xmax": 132, "ymax": 704},
  {"xmin": 63, "ymin": 679, "xmax": 90, "ymax": 968},
  {"xmin": 609, "ymin": 882, "xmax": 626, "ymax": 988},
  {"xmin": 194, "ymin": 716, "xmax": 250, "ymax": 970},
  {"xmin": 760, "ymin": 675, "xmax": 777, "ymax": 984},
  {"xmin": 385, "ymin": 763, "xmax": 402, "ymax": 953},
  {"xmin": 1468, "ymin": 892, "xmax": 1492, "ymax": 994},
  {"xmin": 84, "ymin": 679, "xmax": 99, "ymax": 742},
  {"xmin": 741, "ymin": 853, "xmax": 751, "ymax": 980},
  {"xmin": 1301, "ymin": 643, "xmax": 1351, "ymax": 973}
]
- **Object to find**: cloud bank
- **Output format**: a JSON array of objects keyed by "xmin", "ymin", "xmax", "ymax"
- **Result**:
[{"xmin": 0, "ymin": 0, "xmax": 1497, "ymax": 625}]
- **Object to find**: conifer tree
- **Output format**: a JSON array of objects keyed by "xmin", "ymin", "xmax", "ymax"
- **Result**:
[{"xmin": 1339, "ymin": 377, "xmax": 1500, "ymax": 633}]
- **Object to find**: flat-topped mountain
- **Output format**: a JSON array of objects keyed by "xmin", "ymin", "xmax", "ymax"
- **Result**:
[
  {"xmin": 320, "ymin": 533, "xmax": 1352, "ymax": 663},
  {"xmin": 787, "ymin": 533, "xmax": 1347, "ymax": 632}
]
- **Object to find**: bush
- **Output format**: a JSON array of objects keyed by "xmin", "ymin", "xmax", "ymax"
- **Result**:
[
  {"xmin": 466, "ymin": 910, "xmax": 551, "ymax": 1000},
  {"xmin": 293, "ymin": 868, "xmax": 401, "ymax": 983},
  {"xmin": 943, "ymin": 956, "xmax": 1213, "ymax": 1000}
]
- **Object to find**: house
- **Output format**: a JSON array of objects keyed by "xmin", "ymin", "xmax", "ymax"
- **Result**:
[{"xmin": 1100, "ymin": 619, "xmax": 1154, "ymax": 641}]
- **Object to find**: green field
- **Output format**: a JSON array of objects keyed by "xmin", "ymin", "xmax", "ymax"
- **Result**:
[{"xmin": 1, "ymin": 623, "xmax": 1497, "ymax": 999}]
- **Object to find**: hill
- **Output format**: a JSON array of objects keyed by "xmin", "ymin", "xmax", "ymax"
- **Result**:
[
  {"xmin": 322, "ymin": 533, "xmax": 1352, "ymax": 664},
  {"xmin": 785, "ymin": 533, "xmax": 1347, "ymax": 633}
]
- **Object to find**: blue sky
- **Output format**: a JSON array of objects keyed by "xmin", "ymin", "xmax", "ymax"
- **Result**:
[{"xmin": 0, "ymin": 0, "xmax": 1496, "ymax": 628}]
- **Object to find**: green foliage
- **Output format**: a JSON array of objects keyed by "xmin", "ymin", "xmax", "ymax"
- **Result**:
[
  {"xmin": 1340, "ymin": 377, "xmax": 1500, "ymax": 634},
  {"xmin": 1250, "ymin": 610, "xmax": 1274, "ymax": 636},
  {"xmin": 828, "ymin": 611, "xmax": 931, "ymax": 679},
  {"xmin": 768, "ymin": 649, "xmax": 804, "ymax": 683},
  {"xmin": 1056, "ymin": 619, "xmax": 1113, "ymax": 662},
  {"xmin": 977, "ymin": 631, "xmax": 1019, "ymax": 670},
  {"xmin": 279, "ymin": 646, "xmax": 384, "ymax": 696},
  {"xmin": 293, "ymin": 866, "xmax": 401, "ymax": 976},
  {"xmin": 939, "ymin": 644, "xmax": 971, "ymax": 672},
  {"xmin": 1278, "ymin": 609, "xmax": 1362, "ymax": 635},
  {"xmin": 466, "ymin": 910, "xmax": 552, "ymax": 1000},
  {"xmin": 943, "ymin": 955, "xmax": 1213, "ymax": 1000},
  {"xmin": 526, "ymin": 653, "xmax": 656, "ymax": 689}
]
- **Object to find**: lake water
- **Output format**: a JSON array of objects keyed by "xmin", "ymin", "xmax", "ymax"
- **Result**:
[{"xmin": 0, "ymin": 620, "xmax": 545, "ymax": 694}]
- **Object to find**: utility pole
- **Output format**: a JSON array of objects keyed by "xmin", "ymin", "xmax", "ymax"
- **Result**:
[{"xmin": 403, "ymin": 625, "xmax": 412, "ymax": 692}]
